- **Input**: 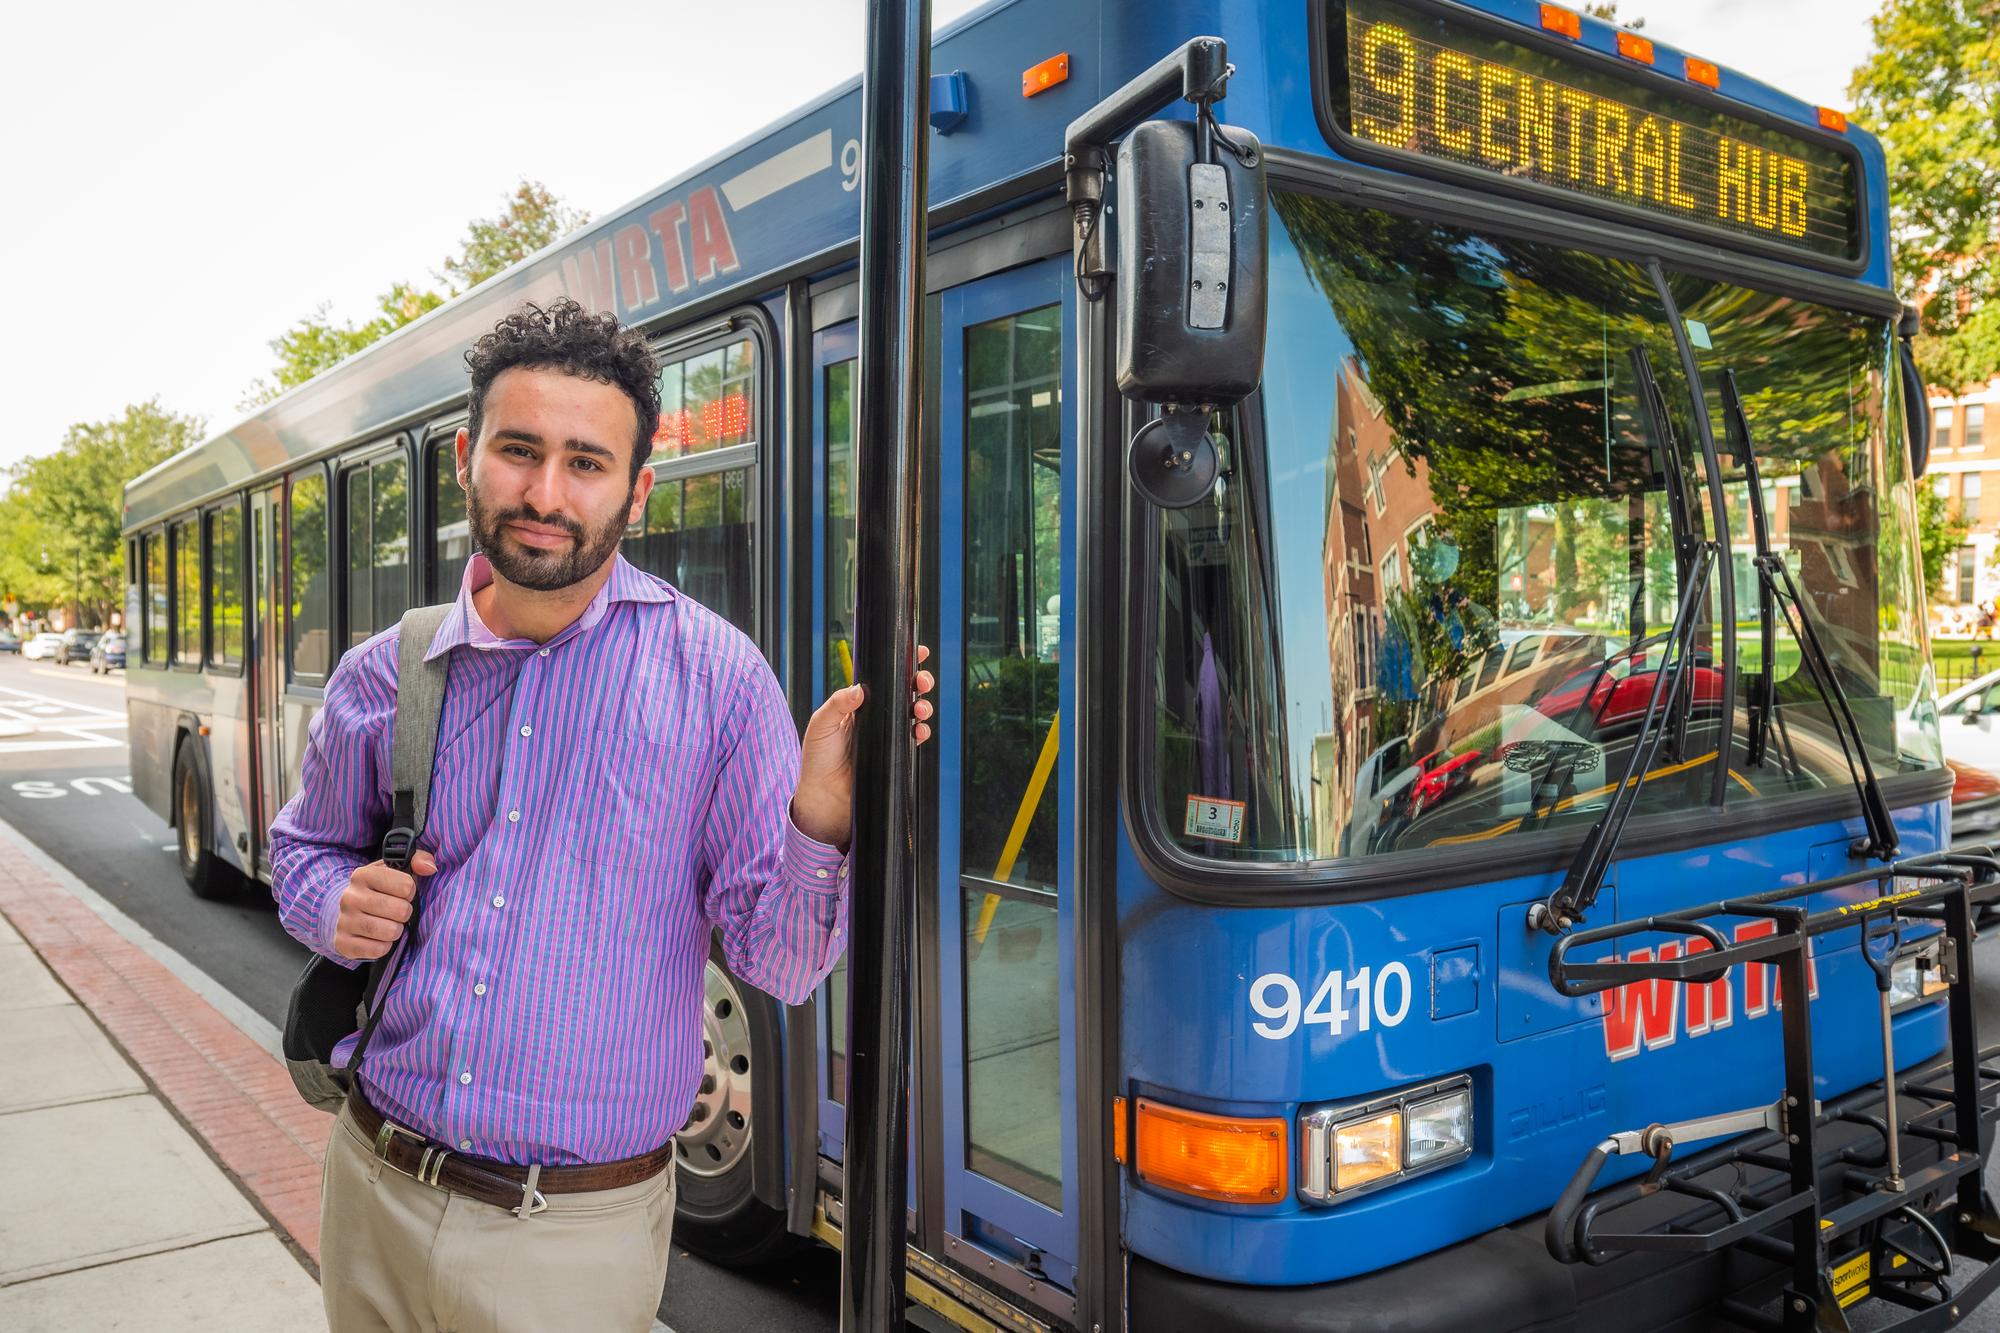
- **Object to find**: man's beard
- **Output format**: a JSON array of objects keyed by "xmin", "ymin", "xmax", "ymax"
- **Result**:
[{"xmin": 465, "ymin": 476, "xmax": 630, "ymax": 593}]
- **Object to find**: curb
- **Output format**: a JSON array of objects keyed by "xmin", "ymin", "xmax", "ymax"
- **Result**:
[{"xmin": 0, "ymin": 814, "xmax": 329, "ymax": 1269}]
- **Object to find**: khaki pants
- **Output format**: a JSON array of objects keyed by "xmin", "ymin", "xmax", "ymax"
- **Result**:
[{"xmin": 320, "ymin": 1102, "xmax": 676, "ymax": 1333}]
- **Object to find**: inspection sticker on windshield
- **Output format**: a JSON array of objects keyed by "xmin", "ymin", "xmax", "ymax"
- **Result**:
[{"xmin": 1185, "ymin": 796, "xmax": 1246, "ymax": 842}]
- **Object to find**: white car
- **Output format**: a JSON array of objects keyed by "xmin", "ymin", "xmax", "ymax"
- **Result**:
[
  {"xmin": 1938, "ymin": 667, "xmax": 2000, "ymax": 775},
  {"xmin": 19, "ymin": 633, "xmax": 63, "ymax": 661}
]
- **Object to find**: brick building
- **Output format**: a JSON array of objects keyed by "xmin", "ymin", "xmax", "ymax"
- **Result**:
[{"xmin": 1928, "ymin": 379, "xmax": 2000, "ymax": 635}]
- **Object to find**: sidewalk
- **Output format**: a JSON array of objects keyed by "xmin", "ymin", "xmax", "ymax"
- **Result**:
[{"xmin": 0, "ymin": 816, "xmax": 326, "ymax": 1331}]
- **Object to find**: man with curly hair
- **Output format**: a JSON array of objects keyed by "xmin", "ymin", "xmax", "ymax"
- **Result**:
[{"xmin": 269, "ymin": 298, "xmax": 934, "ymax": 1331}]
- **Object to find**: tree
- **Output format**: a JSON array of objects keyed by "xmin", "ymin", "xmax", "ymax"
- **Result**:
[
  {"xmin": 441, "ymin": 180, "xmax": 591, "ymax": 295},
  {"xmin": 1850, "ymin": 0, "xmax": 2000, "ymax": 390},
  {"xmin": 1582, "ymin": 3, "xmax": 1644, "ymax": 28},
  {"xmin": 0, "ymin": 401, "xmax": 204, "ymax": 628},
  {"xmin": 1917, "ymin": 480, "xmax": 1969, "ymax": 598},
  {"xmin": 241, "ymin": 180, "xmax": 589, "ymax": 408}
]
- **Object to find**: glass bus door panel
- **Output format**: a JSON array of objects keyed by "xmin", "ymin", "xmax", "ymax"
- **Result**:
[
  {"xmin": 934, "ymin": 261, "xmax": 1079, "ymax": 1286},
  {"xmin": 249, "ymin": 485, "xmax": 284, "ymax": 876},
  {"xmin": 810, "ymin": 318, "xmax": 925, "ymax": 1221},
  {"xmin": 812, "ymin": 320, "xmax": 859, "ymax": 1167}
]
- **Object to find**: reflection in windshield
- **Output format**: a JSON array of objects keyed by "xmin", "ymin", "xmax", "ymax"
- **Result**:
[{"xmin": 1147, "ymin": 190, "xmax": 1940, "ymax": 866}]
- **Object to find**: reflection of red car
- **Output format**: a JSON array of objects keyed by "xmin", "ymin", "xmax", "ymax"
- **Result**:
[
  {"xmin": 1411, "ymin": 748, "xmax": 1484, "ymax": 814},
  {"xmin": 1534, "ymin": 663, "xmax": 1725, "ymax": 733}
]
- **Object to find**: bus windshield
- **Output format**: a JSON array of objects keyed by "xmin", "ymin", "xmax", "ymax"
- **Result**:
[{"xmin": 1147, "ymin": 189, "xmax": 1941, "ymax": 866}]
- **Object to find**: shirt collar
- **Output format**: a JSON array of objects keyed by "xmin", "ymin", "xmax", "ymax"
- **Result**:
[{"xmin": 423, "ymin": 552, "xmax": 674, "ymax": 662}]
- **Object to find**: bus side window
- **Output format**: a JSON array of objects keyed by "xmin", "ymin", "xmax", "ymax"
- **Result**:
[
  {"xmin": 431, "ymin": 437, "xmax": 471, "ymax": 602},
  {"xmin": 143, "ymin": 530, "xmax": 168, "ymax": 668},
  {"xmin": 205, "ymin": 504, "xmax": 244, "ymax": 671},
  {"xmin": 288, "ymin": 470, "xmax": 330, "ymax": 683},
  {"xmin": 172, "ymin": 515, "xmax": 200, "ymax": 668}
]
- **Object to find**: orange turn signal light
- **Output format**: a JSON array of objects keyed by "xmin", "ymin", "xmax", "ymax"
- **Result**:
[
  {"xmin": 1538, "ymin": 4, "xmax": 1581, "ymax": 40},
  {"xmin": 1817, "ymin": 106, "xmax": 1848, "ymax": 133},
  {"xmin": 1684, "ymin": 57, "xmax": 1720, "ymax": 89},
  {"xmin": 1113, "ymin": 1096, "xmax": 1129, "ymax": 1165},
  {"xmin": 1023, "ymin": 53, "xmax": 1070, "ymax": 98},
  {"xmin": 1615, "ymin": 31, "xmax": 1654, "ymax": 65},
  {"xmin": 1134, "ymin": 1098, "xmax": 1287, "ymax": 1203}
]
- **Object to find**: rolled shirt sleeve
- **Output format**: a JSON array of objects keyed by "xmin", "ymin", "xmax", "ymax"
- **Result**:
[
  {"xmin": 700, "ymin": 657, "xmax": 850, "ymax": 1006},
  {"xmin": 268, "ymin": 636, "xmax": 398, "ymax": 969}
]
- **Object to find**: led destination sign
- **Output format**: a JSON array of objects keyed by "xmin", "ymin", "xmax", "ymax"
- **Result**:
[{"xmin": 1327, "ymin": 0, "xmax": 1861, "ymax": 263}]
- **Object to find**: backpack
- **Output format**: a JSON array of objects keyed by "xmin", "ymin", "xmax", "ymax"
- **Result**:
[{"xmin": 282, "ymin": 603, "xmax": 453, "ymax": 1112}]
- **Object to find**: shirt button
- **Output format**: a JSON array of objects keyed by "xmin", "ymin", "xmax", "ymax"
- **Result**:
[
  {"xmin": 459, "ymin": 1071, "xmax": 472, "ymax": 1085},
  {"xmin": 458, "ymin": 1139, "xmax": 472, "ymax": 1150},
  {"xmin": 474, "ymin": 982, "xmax": 487, "ymax": 996},
  {"xmin": 816, "ymin": 867, "xmax": 830, "ymax": 879},
  {"xmin": 538, "ymin": 648, "xmax": 549, "ymax": 657},
  {"xmin": 492, "ymin": 895, "xmax": 505, "ymax": 908},
  {"xmin": 508, "ymin": 810, "xmax": 520, "ymax": 823},
  {"xmin": 519, "ymin": 724, "xmax": 532, "ymax": 738}
]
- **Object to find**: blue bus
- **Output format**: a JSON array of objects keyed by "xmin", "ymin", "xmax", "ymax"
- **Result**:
[{"xmin": 122, "ymin": 1, "xmax": 2000, "ymax": 1328}]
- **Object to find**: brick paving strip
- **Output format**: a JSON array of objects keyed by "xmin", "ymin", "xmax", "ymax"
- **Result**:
[{"xmin": 0, "ymin": 848, "xmax": 331, "ymax": 1269}]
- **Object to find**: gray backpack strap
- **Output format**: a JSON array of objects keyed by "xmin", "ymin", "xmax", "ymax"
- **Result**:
[
  {"xmin": 383, "ymin": 603, "xmax": 456, "ymax": 867},
  {"xmin": 343, "ymin": 603, "xmax": 455, "ymax": 1078}
]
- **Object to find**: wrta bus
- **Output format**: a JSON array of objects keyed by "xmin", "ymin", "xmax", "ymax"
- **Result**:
[{"xmin": 122, "ymin": 1, "xmax": 2000, "ymax": 1329}]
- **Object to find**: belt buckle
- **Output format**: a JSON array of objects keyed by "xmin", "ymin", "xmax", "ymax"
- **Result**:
[
  {"xmin": 373, "ymin": 1118, "xmax": 451, "ymax": 1188},
  {"xmin": 513, "ymin": 1190, "xmax": 548, "ymax": 1218}
]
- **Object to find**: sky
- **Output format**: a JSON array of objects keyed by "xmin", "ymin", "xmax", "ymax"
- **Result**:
[{"xmin": 0, "ymin": 0, "xmax": 1883, "ymax": 480}]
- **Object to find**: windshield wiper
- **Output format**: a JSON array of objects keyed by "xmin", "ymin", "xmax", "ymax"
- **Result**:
[
  {"xmin": 1532, "ymin": 540, "xmax": 1716, "ymax": 933},
  {"xmin": 1720, "ymin": 369, "xmax": 1899, "ymax": 861},
  {"xmin": 1530, "ymin": 348, "xmax": 1717, "ymax": 934}
]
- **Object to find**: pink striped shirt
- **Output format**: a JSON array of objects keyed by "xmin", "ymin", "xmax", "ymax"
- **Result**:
[{"xmin": 269, "ymin": 552, "xmax": 847, "ymax": 1165}]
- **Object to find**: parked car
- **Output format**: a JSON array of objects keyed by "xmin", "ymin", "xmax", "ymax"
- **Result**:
[
  {"xmin": 88, "ymin": 633, "xmax": 127, "ymax": 673},
  {"xmin": 1937, "ymin": 668, "xmax": 2000, "ymax": 775},
  {"xmin": 53, "ymin": 629, "xmax": 100, "ymax": 666},
  {"xmin": 20, "ymin": 633, "xmax": 64, "ymax": 661},
  {"xmin": 0, "ymin": 631, "xmax": 18, "ymax": 655}
]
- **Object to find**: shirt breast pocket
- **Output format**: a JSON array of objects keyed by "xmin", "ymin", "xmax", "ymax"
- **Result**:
[{"xmin": 565, "ymin": 727, "xmax": 706, "ymax": 872}]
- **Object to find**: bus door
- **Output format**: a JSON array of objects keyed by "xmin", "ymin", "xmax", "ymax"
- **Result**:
[
  {"xmin": 932, "ymin": 259, "xmax": 1080, "ymax": 1293},
  {"xmin": 248, "ymin": 483, "xmax": 284, "ymax": 875}
]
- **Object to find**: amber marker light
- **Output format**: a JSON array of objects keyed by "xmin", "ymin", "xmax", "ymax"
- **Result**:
[
  {"xmin": 1133, "ymin": 1098, "xmax": 1288, "ymax": 1203},
  {"xmin": 1615, "ymin": 31, "xmax": 1654, "ymax": 64},
  {"xmin": 1022, "ymin": 53, "xmax": 1070, "ymax": 98},
  {"xmin": 1817, "ymin": 106, "xmax": 1849, "ymax": 133},
  {"xmin": 1538, "ymin": 4, "xmax": 1581, "ymax": 39},
  {"xmin": 1113, "ymin": 1096, "xmax": 1129, "ymax": 1165},
  {"xmin": 1685, "ymin": 57, "xmax": 1720, "ymax": 89}
]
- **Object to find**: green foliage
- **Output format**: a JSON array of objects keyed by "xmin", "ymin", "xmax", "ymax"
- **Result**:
[
  {"xmin": 241, "ymin": 180, "xmax": 588, "ymax": 409},
  {"xmin": 441, "ymin": 180, "xmax": 591, "ymax": 295},
  {"xmin": 1850, "ymin": 0, "xmax": 2000, "ymax": 389},
  {"xmin": 1916, "ymin": 479, "xmax": 1969, "ymax": 597},
  {"xmin": 0, "ymin": 400, "xmax": 204, "ymax": 626},
  {"xmin": 1581, "ymin": 3, "xmax": 1644, "ymax": 28}
]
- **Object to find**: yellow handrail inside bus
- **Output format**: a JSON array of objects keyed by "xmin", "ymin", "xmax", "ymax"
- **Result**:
[{"xmin": 972, "ymin": 711, "xmax": 1061, "ymax": 949}]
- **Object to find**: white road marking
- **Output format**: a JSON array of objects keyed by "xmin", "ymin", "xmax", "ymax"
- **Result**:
[
  {"xmin": 0, "ymin": 683, "xmax": 124, "ymax": 717},
  {"xmin": 720, "ymin": 128, "xmax": 833, "ymax": 209},
  {"xmin": 0, "ymin": 737, "xmax": 123, "ymax": 754},
  {"xmin": 29, "ymin": 666, "xmax": 123, "ymax": 688}
]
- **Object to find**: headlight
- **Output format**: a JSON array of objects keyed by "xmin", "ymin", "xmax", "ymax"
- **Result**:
[
  {"xmin": 1300, "ymin": 1075, "xmax": 1474, "ymax": 1205},
  {"xmin": 1889, "ymin": 940, "xmax": 1951, "ymax": 1012}
]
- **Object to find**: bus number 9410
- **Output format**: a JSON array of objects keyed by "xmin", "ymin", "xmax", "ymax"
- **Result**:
[{"xmin": 1250, "ymin": 964, "xmax": 1413, "ymax": 1040}]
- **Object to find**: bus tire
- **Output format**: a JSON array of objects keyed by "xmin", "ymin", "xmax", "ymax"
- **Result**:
[
  {"xmin": 173, "ymin": 740, "xmax": 233, "ymax": 903},
  {"xmin": 672, "ymin": 951, "xmax": 802, "ymax": 1269}
]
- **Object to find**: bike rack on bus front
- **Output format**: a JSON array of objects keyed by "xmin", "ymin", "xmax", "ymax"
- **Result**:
[{"xmin": 1545, "ymin": 850, "xmax": 2000, "ymax": 1331}]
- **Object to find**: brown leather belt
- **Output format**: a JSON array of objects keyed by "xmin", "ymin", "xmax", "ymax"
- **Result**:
[{"xmin": 347, "ymin": 1084, "xmax": 674, "ymax": 1217}]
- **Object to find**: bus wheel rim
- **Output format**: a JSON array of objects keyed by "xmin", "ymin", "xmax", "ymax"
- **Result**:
[
  {"xmin": 178, "ymin": 764, "xmax": 200, "ymax": 870},
  {"xmin": 680, "ymin": 961, "xmax": 753, "ymax": 1180}
]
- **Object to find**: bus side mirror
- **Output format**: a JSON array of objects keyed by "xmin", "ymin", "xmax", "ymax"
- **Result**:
[
  {"xmin": 1114, "ymin": 118, "xmax": 1267, "ymax": 508},
  {"xmin": 1899, "ymin": 304, "xmax": 1931, "ymax": 479}
]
